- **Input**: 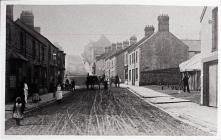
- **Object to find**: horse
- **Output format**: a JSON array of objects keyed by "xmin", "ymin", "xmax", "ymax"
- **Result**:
[{"xmin": 86, "ymin": 75, "xmax": 101, "ymax": 90}]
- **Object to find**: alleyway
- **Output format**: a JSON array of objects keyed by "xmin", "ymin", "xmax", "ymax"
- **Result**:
[{"xmin": 5, "ymin": 88, "xmax": 211, "ymax": 135}]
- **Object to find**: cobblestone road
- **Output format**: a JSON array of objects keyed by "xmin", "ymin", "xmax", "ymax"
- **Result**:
[{"xmin": 5, "ymin": 87, "xmax": 212, "ymax": 135}]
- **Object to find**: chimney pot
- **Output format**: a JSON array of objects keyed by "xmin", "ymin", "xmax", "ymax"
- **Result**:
[{"xmin": 158, "ymin": 15, "xmax": 169, "ymax": 32}]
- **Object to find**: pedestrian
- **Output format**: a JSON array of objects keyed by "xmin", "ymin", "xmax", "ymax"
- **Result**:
[
  {"xmin": 183, "ymin": 72, "xmax": 190, "ymax": 93},
  {"xmin": 12, "ymin": 97, "xmax": 24, "ymax": 126},
  {"xmin": 56, "ymin": 83, "xmax": 63, "ymax": 104},
  {"xmin": 86, "ymin": 73, "xmax": 90, "ymax": 90},
  {"xmin": 71, "ymin": 79, "xmax": 75, "ymax": 91},
  {"xmin": 32, "ymin": 93, "xmax": 41, "ymax": 103},
  {"xmin": 65, "ymin": 79, "xmax": 70, "ymax": 90},
  {"xmin": 115, "ymin": 75, "xmax": 120, "ymax": 87},
  {"xmin": 24, "ymin": 81, "xmax": 28, "ymax": 104}
]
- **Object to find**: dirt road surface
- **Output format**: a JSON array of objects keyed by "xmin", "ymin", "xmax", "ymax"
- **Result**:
[{"xmin": 5, "ymin": 87, "xmax": 212, "ymax": 135}]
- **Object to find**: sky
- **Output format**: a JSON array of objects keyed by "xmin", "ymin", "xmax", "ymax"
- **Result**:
[{"xmin": 13, "ymin": 5, "xmax": 203, "ymax": 55}]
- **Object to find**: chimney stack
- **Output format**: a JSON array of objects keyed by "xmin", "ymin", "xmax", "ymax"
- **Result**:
[
  {"xmin": 34, "ymin": 27, "xmax": 41, "ymax": 33},
  {"xmin": 105, "ymin": 46, "xmax": 109, "ymax": 53},
  {"xmin": 6, "ymin": 5, "xmax": 14, "ymax": 20},
  {"xmin": 144, "ymin": 25, "xmax": 154, "ymax": 37},
  {"xmin": 116, "ymin": 42, "xmax": 123, "ymax": 50},
  {"xmin": 20, "ymin": 11, "xmax": 34, "ymax": 28},
  {"xmin": 130, "ymin": 35, "xmax": 137, "ymax": 45},
  {"xmin": 105, "ymin": 46, "xmax": 112, "ymax": 53},
  {"xmin": 123, "ymin": 40, "xmax": 129, "ymax": 49},
  {"xmin": 111, "ymin": 43, "xmax": 117, "ymax": 51},
  {"xmin": 158, "ymin": 14, "xmax": 169, "ymax": 32}
]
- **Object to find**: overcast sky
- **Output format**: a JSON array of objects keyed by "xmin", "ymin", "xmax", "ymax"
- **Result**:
[{"xmin": 13, "ymin": 5, "xmax": 203, "ymax": 55}]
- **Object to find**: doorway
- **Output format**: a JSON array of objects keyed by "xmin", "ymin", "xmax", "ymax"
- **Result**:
[{"xmin": 208, "ymin": 63, "xmax": 218, "ymax": 107}]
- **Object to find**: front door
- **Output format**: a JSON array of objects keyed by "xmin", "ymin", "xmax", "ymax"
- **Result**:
[
  {"xmin": 132, "ymin": 69, "xmax": 135, "ymax": 85},
  {"xmin": 209, "ymin": 63, "xmax": 218, "ymax": 107}
]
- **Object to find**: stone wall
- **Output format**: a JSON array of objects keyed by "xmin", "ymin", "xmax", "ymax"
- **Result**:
[{"xmin": 140, "ymin": 68, "xmax": 181, "ymax": 85}]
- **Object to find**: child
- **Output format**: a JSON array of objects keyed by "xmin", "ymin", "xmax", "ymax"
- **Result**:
[
  {"xmin": 12, "ymin": 97, "xmax": 24, "ymax": 126},
  {"xmin": 56, "ymin": 83, "xmax": 63, "ymax": 104}
]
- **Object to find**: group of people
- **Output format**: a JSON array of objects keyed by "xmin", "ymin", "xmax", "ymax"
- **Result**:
[
  {"xmin": 109, "ymin": 75, "xmax": 120, "ymax": 88},
  {"xmin": 63, "ymin": 79, "xmax": 76, "ymax": 91},
  {"xmin": 12, "ymin": 78, "xmax": 76, "ymax": 126}
]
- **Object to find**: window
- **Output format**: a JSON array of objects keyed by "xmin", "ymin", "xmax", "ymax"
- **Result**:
[
  {"xmin": 42, "ymin": 46, "xmax": 45, "ymax": 62},
  {"xmin": 32, "ymin": 40, "xmax": 36, "ymax": 59},
  {"xmin": 130, "ymin": 55, "xmax": 131, "ymax": 65},
  {"xmin": 135, "ymin": 68, "xmax": 138, "ymax": 80},
  {"xmin": 136, "ymin": 51, "xmax": 138, "ymax": 63},
  {"xmin": 126, "ymin": 53, "xmax": 128, "ymax": 65},
  {"xmin": 20, "ymin": 32, "xmax": 23, "ymax": 52},
  {"xmin": 38, "ymin": 43, "xmax": 41, "ymax": 62},
  {"xmin": 132, "ymin": 53, "xmax": 133, "ymax": 64},
  {"xmin": 129, "ymin": 70, "xmax": 131, "ymax": 81},
  {"xmin": 125, "ymin": 69, "xmax": 128, "ymax": 80},
  {"xmin": 212, "ymin": 7, "xmax": 218, "ymax": 52},
  {"xmin": 48, "ymin": 46, "xmax": 51, "ymax": 61},
  {"xmin": 133, "ymin": 52, "xmax": 135, "ymax": 64}
]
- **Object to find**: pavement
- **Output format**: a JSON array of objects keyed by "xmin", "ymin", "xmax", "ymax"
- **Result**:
[
  {"xmin": 121, "ymin": 84, "xmax": 217, "ymax": 135},
  {"xmin": 5, "ymin": 89, "xmax": 73, "ymax": 122}
]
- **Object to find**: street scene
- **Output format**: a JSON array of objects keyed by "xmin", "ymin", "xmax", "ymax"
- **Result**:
[
  {"xmin": 4, "ymin": 3, "xmax": 218, "ymax": 136},
  {"xmin": 5, "ymin": 88, "xmax": 212, "ymax": 135}
]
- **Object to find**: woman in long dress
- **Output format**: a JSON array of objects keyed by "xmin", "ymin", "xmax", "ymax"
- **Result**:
[
  {"xmin": 12, "ymin": 97, "xmax": 24, "ymax": 126},
  {"xmin": 56, "ymin": 83, "xmax": 63, "ymax": 104}
]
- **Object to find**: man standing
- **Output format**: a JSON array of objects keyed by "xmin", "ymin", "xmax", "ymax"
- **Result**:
[
  {"xmin": 71, "ymin": 79, "xmax": 76, "ymax": 91},
  {"xmin": 183, "ymin": 72, "xmax": 190, "ymax": 93},
  {"xmin": 115, "ymin": 75, "xmax": 120, "ymax": 87}
]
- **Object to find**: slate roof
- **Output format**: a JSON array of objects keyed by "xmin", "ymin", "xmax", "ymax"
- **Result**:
[
  {"xmin": 127, "ymin": 33, "xmax": 156, "ymax": 53},
  {"xmin": 182, "ymin": 40, "xmax": 201, "ymax": 52},
  {"xmin": 15, "ymin": 19, "xmax": 60, "ymax": 51}
]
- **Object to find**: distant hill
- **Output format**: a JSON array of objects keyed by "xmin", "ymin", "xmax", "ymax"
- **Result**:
[{"xmin": 65, "ymin": 55, "xmax": 87, "ymax": 76}]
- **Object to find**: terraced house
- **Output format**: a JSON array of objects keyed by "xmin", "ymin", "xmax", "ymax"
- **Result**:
[
  {"xmin": 6, "ymin": 6, "xmax": 66, "ymax": 102},
  {"xmin": 128, "ymin": 15, "xmax": 188, "ymax": 86}
]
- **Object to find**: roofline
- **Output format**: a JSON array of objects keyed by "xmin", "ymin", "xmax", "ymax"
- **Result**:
[
  {"xmin": 130, "ymin": 32, "xmax": 157, "ymax": 52},
  {"xmin": 200, "ymin": 7, "xmax": 207, "ymax": 23},
  {"xmin": 181, "ymin": 39, "xmax": 201, "ymax": 41},
  {"xmin": 15, "ymin": 19, "xmax": 64, "ymax": 53},
  {"xmin": 188, "ymin": 51, "xmax": 201, "ymax": 52}
]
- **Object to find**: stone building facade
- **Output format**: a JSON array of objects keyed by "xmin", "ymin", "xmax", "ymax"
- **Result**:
[
  {"xmin": 200, "ymin": 7, "xmax": 218, "ymax": 107},
  {"xmin": 6, "ymin": 7, "xmax": 65, "ymax": 102},
  {"xmin": 128, "ymin": 15, "xmax": 188, "ymax": 86}
]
